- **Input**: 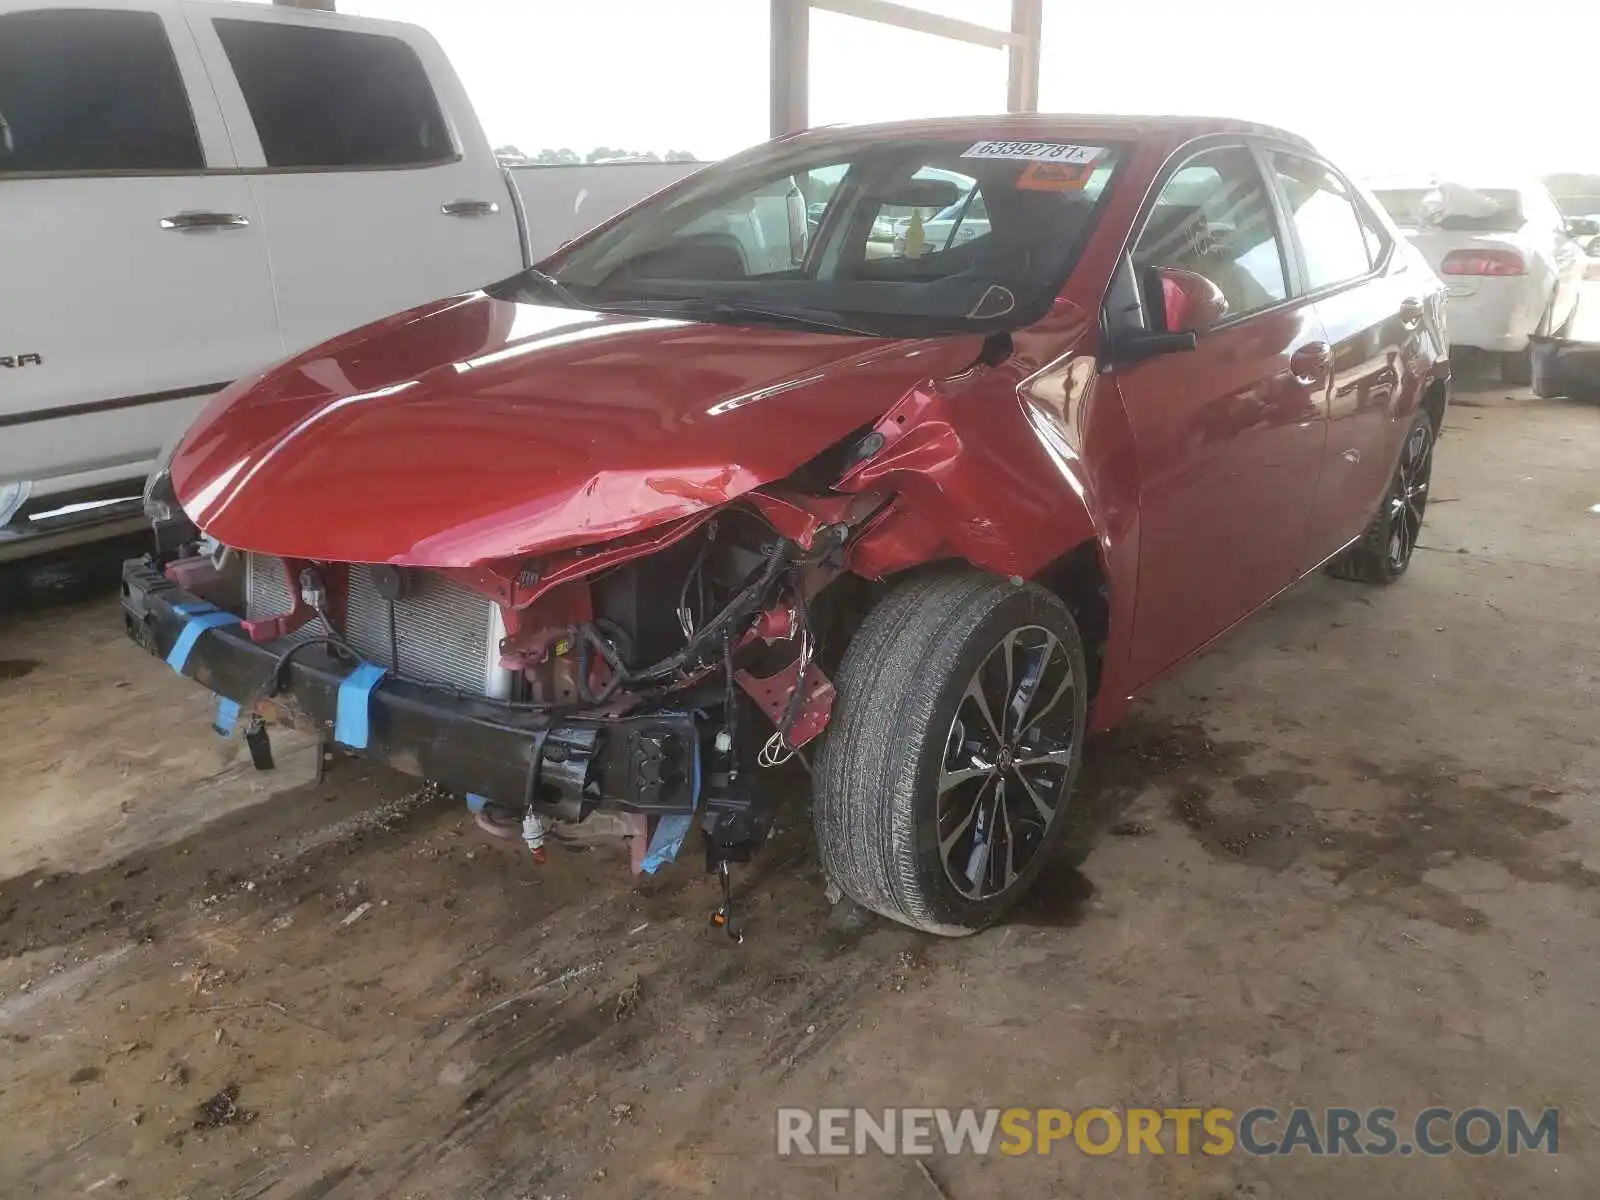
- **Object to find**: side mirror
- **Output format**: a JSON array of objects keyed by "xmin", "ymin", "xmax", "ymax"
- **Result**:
[
  {"xmin": 1153, "ymin": 265, "xmax": 1229, "ymax": 334},
  {"xmin": 1565, "ymin": 216, "xmax": 1600, "ymax": 239},
  {"xmin": 1106, "ymin": 265, "xmax": 1228, "ymax": 366}
]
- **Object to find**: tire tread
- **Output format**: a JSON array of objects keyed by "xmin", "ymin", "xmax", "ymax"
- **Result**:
[{"xmin": 814, "ymin": 570, "xmax": 1080, "ymax": 935}]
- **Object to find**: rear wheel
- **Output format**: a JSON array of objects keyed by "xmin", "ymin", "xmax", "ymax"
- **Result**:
[
  {"xmin": 814, "ymin": 571, "xmax": 1087, "ymax": 935},
  {"xmin": 1326, "ymin": 409, "xmax": 1435, "ymax": 585}
]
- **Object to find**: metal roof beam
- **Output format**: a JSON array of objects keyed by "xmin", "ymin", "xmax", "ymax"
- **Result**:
[
  {"xmin": 809, "ymin": 0, "xmax": 1019, "ymax": 49},
  {"xmin": 772, "ymin": 0, "xmax": 1043, "ymax": 135}
]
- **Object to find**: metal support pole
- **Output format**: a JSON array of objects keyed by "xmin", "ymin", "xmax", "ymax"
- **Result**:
[
  {"xmin": 1006, "ymin": 0, "xmax": 1043, "ymax": 114},
  {"xmin": 770, "ymin": 0, "xmax": 810, "ymax": 138}
]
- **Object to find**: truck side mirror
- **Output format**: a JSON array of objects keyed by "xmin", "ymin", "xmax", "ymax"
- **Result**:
[{"xmin": 785, "ymin": 185, "xmax": 808, "ymax": 266}]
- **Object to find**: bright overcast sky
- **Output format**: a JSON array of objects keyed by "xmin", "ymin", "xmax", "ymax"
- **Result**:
[{"xmin": 252, "ymin": 0, "xmax": 1594, "ymax": 177}]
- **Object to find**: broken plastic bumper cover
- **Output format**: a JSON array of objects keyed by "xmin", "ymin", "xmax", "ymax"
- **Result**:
[{"xmin": 120, "ymin": 557, "xmax": 699, "ymax": 816}]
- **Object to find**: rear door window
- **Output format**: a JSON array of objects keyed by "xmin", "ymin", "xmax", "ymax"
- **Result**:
[
  {"xmin": 1268, "ymin": 154, "xmax": 1377, "ymax": 291},
  {"xmin": 1132, "ymin": 146, "xmax": 1289, "ymax": 318},
  {"xmin": 0, "ymin": 8, "xmax": 202, "ymax": 174},
  {"xmin": 213, "ymin": 19, "xmax": 453, "ymax": 169}
]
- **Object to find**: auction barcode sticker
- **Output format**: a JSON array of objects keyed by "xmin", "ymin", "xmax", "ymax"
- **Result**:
[{"xmin": 961, "ymin": 141, "xmax": 1105, "ymax": 164}]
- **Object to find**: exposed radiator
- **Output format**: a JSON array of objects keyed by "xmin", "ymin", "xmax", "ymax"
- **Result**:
[{"xmin": 244, "ymin": 555, "xmax": 510, "ymax": 699}]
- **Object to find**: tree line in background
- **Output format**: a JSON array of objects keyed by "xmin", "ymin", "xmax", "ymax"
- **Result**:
[{"xmin": 495, "ymin": 146, "xmax": 699, "ymax": 165}]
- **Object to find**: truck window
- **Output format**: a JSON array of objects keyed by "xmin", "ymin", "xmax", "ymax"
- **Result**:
[
  {"xmin": 0, "ymin": 9, "xmax": 202, "ymax": 174},
  {"xmin": 213, "ymin": 20, "xmax": 453, "ymax": 170}
]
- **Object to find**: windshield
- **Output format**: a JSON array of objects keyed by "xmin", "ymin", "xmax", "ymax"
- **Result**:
[{"xmin": 516, "ymin": 137, "xmax": 1124, "ymax": 337}]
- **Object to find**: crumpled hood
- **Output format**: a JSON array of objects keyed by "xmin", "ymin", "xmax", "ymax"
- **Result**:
[{"xmin": 173, "ymin": 292, "xmax": 980, "ymax": 566}]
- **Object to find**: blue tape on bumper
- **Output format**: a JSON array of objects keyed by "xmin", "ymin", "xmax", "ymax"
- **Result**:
[
  {"xmin": 166, "ymin": 610, "xmax": 242, "ymax": 673},
  {"xmin": 214, "ymin": 696, "xmax": 241, "ymax": 736},
  {"xmin": 639, "ymin": 734, "xmax": 702, "ymax": 875},
  {"xmin": 334, "ymin": 662, "xmax": 388, "ymax": 750},
  {"xmin": 640, "ymin": 814, "xmax": 694, "ymax": 875}
]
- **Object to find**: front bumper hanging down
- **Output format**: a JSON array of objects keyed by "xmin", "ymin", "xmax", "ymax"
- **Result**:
[{"xmin": 119, "ymin": 557, "xmax": 699, "ymax": 817}]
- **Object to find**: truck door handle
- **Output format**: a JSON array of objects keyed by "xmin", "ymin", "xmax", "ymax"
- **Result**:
[
  {"xmin": 1289, "ymin": 341, "xmax": 1332, "ymax": 385},
  {"xmin": 441, "ymin": 199, "xmax": 501, "ymax": 217},
  {"xmin": 1398, "ymin": 296, "xmax": 1425, "ymax": 328},
  {"xmin": 161, "ymin": 211, "xmax": 250, "ymax": 232}
]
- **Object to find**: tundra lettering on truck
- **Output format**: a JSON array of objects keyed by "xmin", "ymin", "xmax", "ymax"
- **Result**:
[{"xmin": 0, "ymin": 353, "xmax": 43, "ymax": 369}]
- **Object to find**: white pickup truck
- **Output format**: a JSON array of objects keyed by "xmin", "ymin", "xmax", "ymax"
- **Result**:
[{"xmin": 0, "ymin": 0, "xmax": 703, "ymax": 562}]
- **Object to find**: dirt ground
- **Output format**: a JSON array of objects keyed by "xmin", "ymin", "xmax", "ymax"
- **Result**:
[{"xmin": 1, "ymin": 372, "xmax": 1597, "ymax": 1200}]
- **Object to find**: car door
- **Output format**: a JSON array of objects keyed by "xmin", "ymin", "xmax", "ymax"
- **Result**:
[
  {"xmin": 1262, "ymin": 150, "xmax": 1411, "ymax": 565},
  {"xmin": 184, "ymin": 4, "xmax": 522, "ymax": 353},
  {"xmin": 0, "ymin": 1, "xmax": 281, "ymax": 497},
  {"xmin": 1111, "ymin": 143, "xmax": 1329, "ymax": 687}
]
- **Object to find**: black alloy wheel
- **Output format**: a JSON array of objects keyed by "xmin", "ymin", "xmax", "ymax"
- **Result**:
[{"xmin": 1327, "ymin": 408, "xmax": 1437, "ymax": 585}]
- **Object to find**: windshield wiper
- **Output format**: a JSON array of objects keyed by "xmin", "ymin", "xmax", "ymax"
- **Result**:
[
  {"xmin": 597, "ymin": 297, "xmax": 883, "ymax": 338},
  {"xmin": 519, "ymin": 267, "xmax": 591, "ymax": 310}
]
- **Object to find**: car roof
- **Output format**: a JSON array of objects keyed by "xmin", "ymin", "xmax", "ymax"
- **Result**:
[{"xmin": 788, "ymin": 113, "xmax": 1316, "ymax": 153}]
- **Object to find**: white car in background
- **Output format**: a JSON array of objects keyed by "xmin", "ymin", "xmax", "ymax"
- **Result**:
[{"xmin": 1370, "ymin": 179, "xmax": 1595, "ymax": 383}]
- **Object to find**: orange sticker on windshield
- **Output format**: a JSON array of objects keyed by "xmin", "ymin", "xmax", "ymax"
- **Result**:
[{"xmin": 1016, "ymin": 161, "xmax": 1094, "ymax": 192}]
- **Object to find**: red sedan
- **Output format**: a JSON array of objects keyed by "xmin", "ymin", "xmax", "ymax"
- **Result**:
[{"xmin": 130, "ymin": 116, "xmax": 1450, "ymax": 937}]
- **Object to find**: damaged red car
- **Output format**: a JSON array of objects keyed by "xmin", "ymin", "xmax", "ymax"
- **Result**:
[{"xmin": 127, "ymin": 116, "xmax": 1450, "ymax": 936}]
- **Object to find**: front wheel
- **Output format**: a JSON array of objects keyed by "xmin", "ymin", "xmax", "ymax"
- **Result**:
[
  {"xmin": 813, "ymin": 571, "xmax": 1087, "ymax": 935},
  {"xmin": 1326, "ymin": 409, "xmax": 1435, "ymax": 585}
]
